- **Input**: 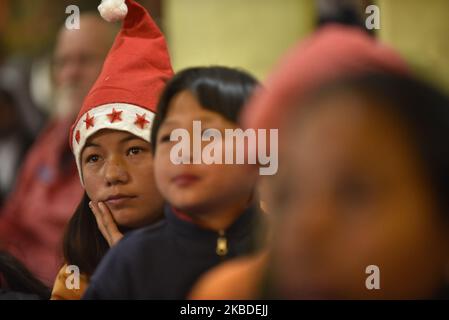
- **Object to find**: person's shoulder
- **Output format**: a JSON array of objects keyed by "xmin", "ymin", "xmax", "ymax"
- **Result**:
[
  {"xmin": 113, "ymin": 219, "xmax": 168, "ymax": 252},
  {"xmin": 84, "ymin": 220, "xmax": 169, "ymax": 299},
  {"xmin": 126, "ymin": 219, "xmax": 167, "ymax": 241},
  {"xmin": 189, "ymin": 251, "xmax": 269, "ymax": 300}
]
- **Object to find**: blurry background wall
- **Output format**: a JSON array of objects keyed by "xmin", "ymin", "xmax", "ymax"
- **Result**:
[
  {"xmin": 377, "ymin": 0, "xmax": 449, "ymax": 93},
  {"xmin": 163, "ymin": 0, "xmax": 315, "ymax": 80},
  {"xmin": 1, "ymin": 0, "xmax": 449, "ymax": 112}
]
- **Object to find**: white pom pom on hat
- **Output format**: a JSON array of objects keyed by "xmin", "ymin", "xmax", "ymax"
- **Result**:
[{"xmin": 98, "ymin": 0, "xmax": 128, "ymax": 22}]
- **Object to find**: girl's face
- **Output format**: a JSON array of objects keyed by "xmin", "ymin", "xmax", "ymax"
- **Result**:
[
  {"xmin": 154, "ymin": 90, "xmax": 257, "ymax": 215},
  {"xmin": 81, "ymin": 129, "xmax": 164, "ymax": 228},
  {"xmin": 271, "ymin": 92, "xmax": 449, "ymax": 299}
]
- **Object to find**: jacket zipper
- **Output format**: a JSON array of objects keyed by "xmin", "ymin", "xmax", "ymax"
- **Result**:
[{"xmin": 216, "ymin": 230, "xmax": 228, "ymax": 256}]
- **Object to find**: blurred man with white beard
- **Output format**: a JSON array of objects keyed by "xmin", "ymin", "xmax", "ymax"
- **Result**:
[{"xmin": 0, "ymin": 14, "xmax": 116, "ymax": 285}]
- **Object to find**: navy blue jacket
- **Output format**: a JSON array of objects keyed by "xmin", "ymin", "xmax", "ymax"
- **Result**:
[{"xmin": 83, "ymin": 205, "xmax": 262, "ymax": 299}]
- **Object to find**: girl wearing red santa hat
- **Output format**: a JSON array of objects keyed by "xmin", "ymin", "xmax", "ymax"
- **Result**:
[{"xmin": 51, "ymin": 0, "xmax": 173, "ymax": 299}]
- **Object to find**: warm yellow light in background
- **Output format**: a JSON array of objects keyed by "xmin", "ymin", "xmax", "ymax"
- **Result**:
[
  {"xmin": 377, "ymin": 0, "xmax": 449, "ymax": 92},
  {"xmin": 163, "ymin": 0, "xmax": 316, "ymax": 80}
]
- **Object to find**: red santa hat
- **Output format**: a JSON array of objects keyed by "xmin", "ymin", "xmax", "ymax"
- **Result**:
[{"xmin": 70, "ymin": 0, "xmax": 173, "ymax": 185}]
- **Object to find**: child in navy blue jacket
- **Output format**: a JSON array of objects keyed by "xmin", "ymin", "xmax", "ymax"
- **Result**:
[{"xmin": 83, "ymin": 66, "xmax": 265, "ymax": 299}]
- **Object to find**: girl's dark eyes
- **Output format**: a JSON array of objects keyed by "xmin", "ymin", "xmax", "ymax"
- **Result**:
[
  {"xmin": 127, "ymin": 146, "xmax": 143, "ymax": 156},
  {"xmin": 86, "ymin": 154, "xmax": 100, "ymax": 163}
]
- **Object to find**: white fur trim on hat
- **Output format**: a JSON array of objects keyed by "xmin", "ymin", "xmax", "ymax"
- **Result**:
[
  {"xmin": 98, "ymin": 0, "xmax": 128, "ymax": 22},
  {"xmin": 72, "ymin": 103, "xmax": 155, "ymax": 186}
]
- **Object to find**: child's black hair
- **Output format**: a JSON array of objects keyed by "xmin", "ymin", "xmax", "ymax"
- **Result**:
[{"xmin": 151, "ymin": 66, "xmax": 259, "ymax": 152}]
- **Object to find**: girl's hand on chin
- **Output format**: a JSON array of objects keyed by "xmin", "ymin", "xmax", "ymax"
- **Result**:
[{"xmin": 90, "ymin": 201, "xmax": 124, "ymax": 247}]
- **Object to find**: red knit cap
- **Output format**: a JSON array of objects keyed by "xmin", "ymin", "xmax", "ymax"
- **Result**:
[
  {"xmin": 241, "ymin": 24, "xmax": 409, "ymax": 130},
  {"xmin": 70, "ymin": 0, "xmax": 173, "ymax": 184}
]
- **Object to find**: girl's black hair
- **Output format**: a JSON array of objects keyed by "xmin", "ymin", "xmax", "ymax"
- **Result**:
[
  {"xmin": 303, "ymin": 72, "xmax": 449, "ymax": 218},
  {"xmin": 0, "ymin": 251, "xmax": 51, "ymax": 299},
  {"xmin": 62, "ymin": 193, "xmax": 109, "ymax": 278},
  {"xmin": 151, "ymin": 66, "xmax": 259, "ymax": 152}
]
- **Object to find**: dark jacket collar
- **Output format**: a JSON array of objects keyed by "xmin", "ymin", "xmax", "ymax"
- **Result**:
[{"xmin": 164, "ymin": 204, "xmax": 258, "ymax": 240}]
